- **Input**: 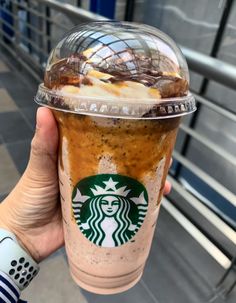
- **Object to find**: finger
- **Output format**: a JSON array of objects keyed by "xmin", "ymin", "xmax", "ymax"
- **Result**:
[
  {"xmin": 163, "ymin": 180, "xmax": 171, "ymax": 195},
  {"xmin": 27, "ymin": 107, "xmax": 58, "ymax": 175},
  {"xmin": 35, "ymin": 107, "xmax": 58, "ymax": 154},
  {"xmin": 162, "ymin": 158, "xmax": 173, "ymax": 195}
]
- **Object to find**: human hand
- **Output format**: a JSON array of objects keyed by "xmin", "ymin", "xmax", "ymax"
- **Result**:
[
  {"xmin": 163, "ymin": 159, "xmax": 172, "ymax": 195},
  {"xmin": 0, "ymin": 107, "xmax": 64, "ymax": 263},
  {"xmin": 0, "ymin": 107, "xmax": 172, "ymax": 263}
]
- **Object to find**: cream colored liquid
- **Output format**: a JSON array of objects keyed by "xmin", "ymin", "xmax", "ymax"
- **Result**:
[{"xmin": 54, "ymin": 111, "xmax": 180, "ymax": 294}]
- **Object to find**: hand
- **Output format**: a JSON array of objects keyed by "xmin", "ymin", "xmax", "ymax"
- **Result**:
[
  {"xmin": 163, "ymin": 159, "xmax": 172, "ymax": 195},
  {"xmin": 163, "ymin": 180, "xmax": 171, "ymax": 195},
  {"xmin": 0, "ymin": 108, "xmax": 64, "ymax": 263},
  {"xmin": 0, "ymin": 107, "xmax": 172, "ymax": 263}
]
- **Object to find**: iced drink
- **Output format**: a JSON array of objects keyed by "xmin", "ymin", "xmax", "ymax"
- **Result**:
[{"xmin": 35, "ymin": 21, "xmax": 196, "ymax": 294}]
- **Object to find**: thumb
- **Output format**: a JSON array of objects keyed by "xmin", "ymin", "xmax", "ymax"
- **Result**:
[{"xmin": 26, "ymin": 107, "xmax": 59, "ymax": 179}]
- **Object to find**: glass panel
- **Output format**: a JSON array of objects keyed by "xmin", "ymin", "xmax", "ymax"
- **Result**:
[
  {"xmin": 206, "ymin": 4, "xmax": 236, "ymax": 113},
  {"xmin": 140, "ymin": 0, "xmax": 223, "ymax": 54},
  {"xmin": 133, "ymin": 0, "xmax": 224, "ymax": 92}
]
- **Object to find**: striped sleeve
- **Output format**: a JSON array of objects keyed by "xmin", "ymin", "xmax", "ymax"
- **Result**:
[{"xmin": 0, "ymin": 271, "xmax": 21, "ymax": 303}]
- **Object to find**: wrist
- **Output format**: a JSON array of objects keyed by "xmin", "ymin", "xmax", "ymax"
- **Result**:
[
  {"xmin": 0, "ymin": 228, "xmax": 40, "ymax": 290},
  {"xmin": 0, "ymin": 204, "xmax": 39, "ymax": 263}
]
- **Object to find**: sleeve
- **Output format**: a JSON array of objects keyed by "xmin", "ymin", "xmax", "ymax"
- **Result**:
[{"xmin": 0, "ymin": 271, "xmax": 22, "ymax": 303}]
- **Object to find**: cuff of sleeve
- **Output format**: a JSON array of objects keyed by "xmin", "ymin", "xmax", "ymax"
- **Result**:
[{"xmin": 0, "ymin": 271, "xmax": 20, "ymax": 302}]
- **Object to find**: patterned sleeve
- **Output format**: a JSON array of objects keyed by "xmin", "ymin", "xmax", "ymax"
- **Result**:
[{"xmin": 0, "ymin": 271, "xmax": 22, "ymax": 303}]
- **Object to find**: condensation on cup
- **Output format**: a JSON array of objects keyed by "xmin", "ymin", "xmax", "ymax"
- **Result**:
[{"xmin": 35, "ymin": 21, "xmax": 196, "ymax": 294}]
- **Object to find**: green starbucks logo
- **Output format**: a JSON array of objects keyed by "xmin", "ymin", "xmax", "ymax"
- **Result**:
[{"xmin": 72, "ymin": 174, "xmax": 148, "ymax": 247}]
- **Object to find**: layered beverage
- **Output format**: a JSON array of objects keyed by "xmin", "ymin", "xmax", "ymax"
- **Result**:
[{"xmin": 35, "ymin": 21, "xmax": 196, "ymax": 294}]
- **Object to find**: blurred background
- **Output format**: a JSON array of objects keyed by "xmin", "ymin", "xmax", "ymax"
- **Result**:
[{"xmin": 0, "ymin": 1, "xmax": 235, "ymax": 302}]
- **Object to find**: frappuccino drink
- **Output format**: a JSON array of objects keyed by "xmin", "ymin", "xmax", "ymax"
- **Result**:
[{"xmin": 35, "ymin": 22, "xmax": 196, "ymax": 294}]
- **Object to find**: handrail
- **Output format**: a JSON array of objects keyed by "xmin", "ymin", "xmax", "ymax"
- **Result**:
[
  {"xmin": 10, "ymin": 1, "xmax": 76, "ymax": 31},
  {"xmin": 182, "ymin": 46, "xmax": 236, "ymax": 90},
  {"xmin": 0, "ymin": 19, "xmax": 48, "ymax": 57},
  {"xmin": 193, "ymin": 93, "xmax": 236, "ymax": 122},
  {"xmin": 166, "ymin": 175, "xmax": 236, "ymax": 245},
  {"xmin": 179, "ymin": 124, "xmax": 236, "ymax": 166},
  {"xmin": 173, "ymin": 150, "xmax": 236, "ymax": 207},
  {"xmin": 37, "ymin": 0, "xmax": 108, "ymax": 22},
  {"xmin": 0, "ymin": 34, "xmax": 42, "ymax": 82},
  {"xmin": 162, "ymin": 198, "xmax": 232, "ymax": 269}
]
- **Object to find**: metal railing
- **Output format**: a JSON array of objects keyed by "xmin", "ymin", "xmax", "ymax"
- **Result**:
[
  {"xmin": 182, "ymin": 46, "xmax": 236, "ymax": 91},
  {"xmin": 0, "ymin": 0, "xmax": 235, "ymax": 279}
]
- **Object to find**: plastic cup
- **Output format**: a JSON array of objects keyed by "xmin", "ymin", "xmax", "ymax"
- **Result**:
[{"xmin": 35, "ymin": 21, "xmax": 196, "ymax": 294}]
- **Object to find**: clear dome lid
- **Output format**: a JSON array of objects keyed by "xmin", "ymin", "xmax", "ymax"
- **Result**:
[{"xmin": 35, "ymin": 21, "xmax": 196, "ymax": 119}]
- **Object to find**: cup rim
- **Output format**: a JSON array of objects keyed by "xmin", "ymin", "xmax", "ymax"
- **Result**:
[{"xmin": 35, "ymin": 83, "xmax": 196, "ymax": 120}]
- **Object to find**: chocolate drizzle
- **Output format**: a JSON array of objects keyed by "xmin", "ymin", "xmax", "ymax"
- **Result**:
[
  {"xmin": 44, "ymin": 54, "xmax": 88, "ymax": 89},
  {"xmin": 154, "ymin": 76, "xmax": 188, "ymax": 98},
  {"xmin": 45, "ymin": 50, "xmax": 188, "ymax": 99}
]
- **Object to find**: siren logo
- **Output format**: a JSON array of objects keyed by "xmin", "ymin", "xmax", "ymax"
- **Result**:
[{"xmin": 72, "ymin": 174, "xmax": 148, "ymax": 247}]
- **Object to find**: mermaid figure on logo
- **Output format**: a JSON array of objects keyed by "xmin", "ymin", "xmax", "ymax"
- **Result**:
[{"xmin": 72, "ymin": 176, "xmax": 148, "ymax": 247}]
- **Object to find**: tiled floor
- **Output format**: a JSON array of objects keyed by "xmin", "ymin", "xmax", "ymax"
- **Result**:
[
  {"xmin": 0, "ymin": 50, "xmax": 235, "ymax": 303},
  {"xmin": 0, "ymin": 144, "xmax": 20, "ymax": 194},
  {"xmin": 0, "ymin": 54, "xmax": 35, "ymax": 196},
  {"xmin": 0, "ymin": 88, "xmax": 18, "ymax": 112},
  {"xmin": 22, "ymin": 249, "xmax": 87, "ymax": 303}
]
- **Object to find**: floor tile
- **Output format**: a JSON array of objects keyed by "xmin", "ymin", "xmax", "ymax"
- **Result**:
[
  {"xmin": 0, "ymin": 60, "xmax": 9, "ymax": 73},
  {"xmin": 0, "ymin": 88, "xmax": 18, "ymax": 112},
  {"xmin": 0, "ymin": 111, "xmax": 33, "ymax": 143},
  {"xmin": 0, "ymin": 144, "xmax": 20, "ymax": 195},
  {"xmin": 9, "ymin": 88, "xmax": 36, "ymax": 109},
  {"xmin": 0, "ymin": 73, "xmax": 36, "ymax": 108},
  {"xmin": 0, "ymin": 72, "xmax": 25, "ymax": 90},
  {"xmin": 6, "ymin": 139, "xmax": 31, "ymax": 174},
  {"xmin": 21, "ymin": 104, "xmax": 38, "ymax": 130},
  {"xmin": 47, "ymin": 247, "xmax": 67, "ymax": 260},
  {"xmin": 22, "ymin": 252, "xmax": 88, "ymax": 303}
]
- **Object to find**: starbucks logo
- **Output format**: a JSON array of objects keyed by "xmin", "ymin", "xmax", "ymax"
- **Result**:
[{"xmin": 72, "ymin": 174, "xmax": 148, "ymax": 247}]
